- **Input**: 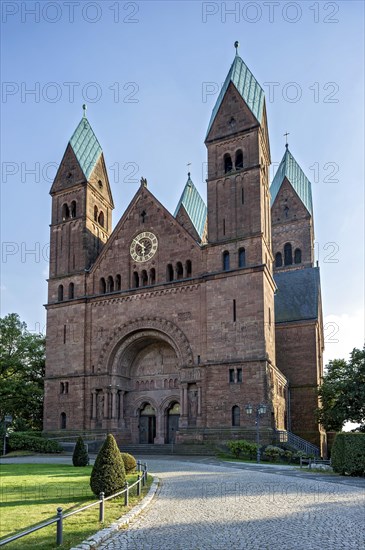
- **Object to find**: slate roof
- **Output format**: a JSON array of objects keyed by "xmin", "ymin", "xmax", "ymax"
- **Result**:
[
  {"xmin": 69, "ymin": 116, "xmax": 102, "ymax": 179},
  {"xmin": 274, "ymin": 267, "xmax": 320, "ymax": 323},
  {"xmin": 174, "ymin": 175, "xmax": 207, "ymax": 239},
  {"xmin": 270, "ymin": 147, "xmax": 313, "ymax": 215},
  {"xmin": 206, "ymin": 53, "xmax": 265, "ymax": 139}
]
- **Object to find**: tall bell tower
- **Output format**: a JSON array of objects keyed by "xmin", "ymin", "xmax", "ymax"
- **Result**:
[
  {"xmin": 205, "ymin": 43, "xmax": 272, "ymax": 267},
  {"xmin": 48, "ymin": 108, "xmax": 114, "ymax": 301}
]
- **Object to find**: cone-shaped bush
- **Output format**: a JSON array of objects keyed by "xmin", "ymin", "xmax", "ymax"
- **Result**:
[
  {"xmin": 121, "ymin": 452, "xmax": 137, "ymax": 474},
  {"xmin": 90, "ymin": 434, "xmax": 126, "ymax": 497},
  {"xmin": 72, "ymin": 436, "xmax": 89, "ymax": 467}
]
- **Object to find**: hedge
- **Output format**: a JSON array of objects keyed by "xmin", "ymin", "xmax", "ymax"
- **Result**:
[
  {"xmin": 121, "ymin": 452, "xmax": 137, "ymax": 474},
  {"xmin": 8, "ymin": 433, "xmax": 63, "ymax": 453},
  {"xmin": 90, "ymin": 434, "xmax": 126, "ymax": 497},
  {"xmin": 331, "ymin": 432, "xmax": 365, "ymax": 477}
]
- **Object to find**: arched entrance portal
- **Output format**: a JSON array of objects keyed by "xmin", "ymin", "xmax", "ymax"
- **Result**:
[
  {"xmin": 166, "ymin": 402, "xmax": 180, "ymax": 444},
  {"xmin": 139, "ymin": 403, "xmax": 156, "ymax": 444}
]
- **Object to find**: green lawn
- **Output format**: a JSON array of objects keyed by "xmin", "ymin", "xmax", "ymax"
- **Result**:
[{"xmin": 0, "ymin": 463, "xmax": 152, "ymax": 549}]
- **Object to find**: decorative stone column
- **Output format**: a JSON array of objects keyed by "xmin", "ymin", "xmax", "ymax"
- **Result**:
[
  {"xmin": 91, "ymin": 390, "xmax": 97, "ymax": 419},
  {"xmin": 103, "ymin": 389, "xmax": 109, "ymax": 419},
  {"xmin": 179, "ymin": 383, "xmax": 189, "ymax": 428}
]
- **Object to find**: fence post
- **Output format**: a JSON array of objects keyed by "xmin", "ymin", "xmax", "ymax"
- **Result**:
[
  {"xmin": 99, "ymin": 492, "xmax": 105, "ymax": 522},
  {"xmin": 124, "ymin": 481, "xmax": 129, "ymax": 506},
  {"xmin": 56, "ymin": 507, "xmax": 63, "ymax": 546},
  {"xmin": 137, "ymin": 460, "xmax": 141, "ymax": 473},
  {"xmin": 142, "ymin": 467, "xmax": 145, "ymax": 487},
  {"xmin": 137, "ymin": 474, "xmax": 141, "ymax": 496}
]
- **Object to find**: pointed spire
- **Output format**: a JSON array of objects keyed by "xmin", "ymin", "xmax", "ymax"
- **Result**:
[
  {"xmin": 270, "ymin": 147, "xmax": 313, "ymax": 215},
  {"xmin": 69, "ymin": 112, "xmax": 102, "ymax": 180},
  {"xmin": 206, "ymin": 45, "xmax": 265, "ymax": 139},
  {"xmin": 174, "ymin": 174, "xmax": 207, "ymax": 239}
]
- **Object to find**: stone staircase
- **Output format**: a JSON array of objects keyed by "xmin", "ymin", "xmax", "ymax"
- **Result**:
[{"xmin": 119, "ymin": 443, "xmax": 216, "ymax": 456}]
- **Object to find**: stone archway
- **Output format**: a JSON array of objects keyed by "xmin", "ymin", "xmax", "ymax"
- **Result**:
[{"xmin": 99, "ymin": 318, "xmax": 191, "ymax": 444}]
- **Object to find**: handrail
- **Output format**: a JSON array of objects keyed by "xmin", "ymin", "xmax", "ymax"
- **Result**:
[
  {"xmin": 0, "ymin": 461, "xmax": 148, "ymax": 547},
  {"xmin": 275, "ymin": 430, "xmax": 320, "ymax": 456}
]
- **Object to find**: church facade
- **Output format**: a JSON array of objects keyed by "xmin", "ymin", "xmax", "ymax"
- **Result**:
[{"xmin": 43, "ymin": 51, "xmax": 325, "ymax": 452}]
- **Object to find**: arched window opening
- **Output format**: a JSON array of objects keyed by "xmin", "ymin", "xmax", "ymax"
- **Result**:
[
  {"xmin": 141, "ymin": 270, "xmax": 148, "ymax": 286},
  {"xmin": 116, "ymin": 274, "xmax": 121, "ymax": 291},
  {"xmin": 60, "ymin": 412, "xmax": 66, "ymax": 430},
  {"xmin": 224, "ymin": 153, "xmax": 233, "ymax": 174},
  {"xmin": 186, "ymin": 260, "xmax": 192, "ymax": 278},
  {"xmin": 275, "ymin": 252, "xmax": 283, "ymax": 267},
  {"xmin": 284, "ymin": 243, "xmax": 293, "ymax": 266},
  {"xmin": 99, "ymin": 277, "xmax": 106, "ymax": 294},
  {"xmin": 149, "ymin": 268, "xmax": 156, "ymax": 285},
  {"xmin": 58, "ymin": 284, "xmax": 64, "ymax": 302},
  {"xmin": 94, "ymin": 205, "xmax": 98, "ymax": 221},
  {"xmin": 68, "ymin": 282, "xmax": 74, "ymax": 299},
  {"xmin": 232, "ymin": 406, "xmax": 240, "ymax": 427},
  {"xmin": 294, "ymin": 248, "xmax": 302, "ymax": 264},
  {"xmin": 98, "ymin": 210, "xmax": 104, "ymax": 227},
  {"xmin": 62, "ymin": 203, "xmax": 70, "ymax": 221},
  {"xmin": 167, "ymin": 264, "xmax": 173, "ymax": 282},
  {"xmin": 238, "ymin": 247, "xmax": 246, "ymax": 268},
  {"xmin": 133, "ymin": 272, "xmax": 139, "ymax": 288},
  {"xmin": 70, "ymin": 201, "xmax": 76, "ymax": 218},
  {"xmin": 235, "ymin": 149, "xmax": 243, "ymax": 170},
  {"xmin": 107, "ymin": 276, "xmax": 114, "ymax": 293},
  {"xmin": 223, "ymin": 251, "xmax": 230, "ymax": 271},
  {"xmin": 176, "ymin": 262, "xmax": 183, "ymax": 280}
]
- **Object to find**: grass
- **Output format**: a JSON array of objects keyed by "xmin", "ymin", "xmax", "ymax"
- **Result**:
[{"xmin": 0, "ymin": 463, "xmax": 152, "ymax": 549}]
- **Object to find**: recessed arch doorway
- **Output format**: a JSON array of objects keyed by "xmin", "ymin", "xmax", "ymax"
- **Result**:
[{"xmin": 139, "ymin": 403, "xmax": 156, "ymax": 444}]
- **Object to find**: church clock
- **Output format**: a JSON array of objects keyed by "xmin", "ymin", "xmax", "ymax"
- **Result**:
[{"xmin": 130, "ymin": 231, "xmax": 158, "ymax": 262}]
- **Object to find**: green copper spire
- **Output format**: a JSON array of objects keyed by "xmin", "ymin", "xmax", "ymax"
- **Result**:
[
  {"xmin": 206, "ymin": 47, "xmax": 265, "ymax": 139},
  {"xmin": 69, "ymin": 108, "xmax": 102, "ymax": 180},
  {"xmin": 270, "ymin": 147, "xmax": 313, "ymax": 215},
  {"xmin": 174, "ymin": 174, "xmax": 207, "ymax": 239}
]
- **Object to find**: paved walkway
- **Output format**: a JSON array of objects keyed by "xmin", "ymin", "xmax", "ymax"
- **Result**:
[{"xmin": 99, "ymin": 457, "xmax": 364, "ymax": 550}]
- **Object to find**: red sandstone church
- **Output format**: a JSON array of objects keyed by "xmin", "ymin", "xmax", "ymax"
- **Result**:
[{"xmin": 44, "ymin": 48, "xmax": 326, "ymax": 455}]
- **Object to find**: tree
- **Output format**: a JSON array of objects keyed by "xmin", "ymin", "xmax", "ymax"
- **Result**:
[
  {"xmin": 90, "ymin": 434, "xmax": 126, "ymax": 497},
  {"xmin": 0, "ymin": 313, "xmax": 45, "ymax": 431},
  {"xmin": 72, "ymin": 436, "xmax": 89, "ymax": 467},
  {"xmin": 317, "ymin": 346, "xmax": 365, "ymax": 432}
]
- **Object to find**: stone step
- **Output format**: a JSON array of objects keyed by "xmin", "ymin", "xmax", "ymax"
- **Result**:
[{"xmin": 119, "ymin": 444, "xmax": 216, "ymax": 456}]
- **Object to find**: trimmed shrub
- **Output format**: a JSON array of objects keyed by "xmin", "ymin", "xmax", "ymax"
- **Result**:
[
  {"xmin": 90, "ymin": 434, "xmax": 126, "ymax": 497},
  {"xmin": 263, "ymin": 445, "xmax": 284, "ymax": 462},
  {"xmin": 331, "ymin": 432, "xmax": 365, "ymax": 477},
  {"xmin": 8, "ymin": 433, "xmax": 62, "ymax": 453},
  {"xmin": 227, "ymin": 439, "xmax": 258, "ymax": 459},
  {"xmin": 72, "ymin": 436, "xmax": 89, "ymax": 467},
  {"xmin": 121, "ymin": 452, "xmax": 137, "ymax": 474}
]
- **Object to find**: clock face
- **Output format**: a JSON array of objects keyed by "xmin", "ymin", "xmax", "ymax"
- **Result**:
[{"xmin": 130, "ymin": 231, "xmax": 158, "ymax": 262}]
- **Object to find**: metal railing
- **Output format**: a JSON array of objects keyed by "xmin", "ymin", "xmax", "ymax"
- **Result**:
[
  {"xmin": 0, "ymin": 461, "xmax": 148, "ymax": 547},
  {"xmin": 275, "ymin": 430, "xmax": 320, "ymax": 457}
]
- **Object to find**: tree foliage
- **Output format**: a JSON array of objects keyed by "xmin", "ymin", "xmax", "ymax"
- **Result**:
[
  {"xmin": 90, "ymin": 434, "xmax": 126, "ymax": 497},
  {"xmin": 0, "ymin": 313, "xmax": 45, "ymax": 431},
  {"xmin": 317, "ymin": 346, "xmax": 365, "ymax": 432}
]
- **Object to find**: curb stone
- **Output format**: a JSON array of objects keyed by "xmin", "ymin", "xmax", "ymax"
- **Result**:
[{"xmin": 70, "ymin": 476, "xmax": 159, "ymax": 550}]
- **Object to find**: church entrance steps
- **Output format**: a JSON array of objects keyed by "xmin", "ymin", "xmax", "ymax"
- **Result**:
[{"xmin": 119, "ymin": 444, "xmax": 216, "ymax": 456}]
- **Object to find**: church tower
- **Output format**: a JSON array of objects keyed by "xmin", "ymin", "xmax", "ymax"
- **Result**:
[
  {"xmin": 48, "ymin": 109, "xmax": 114, "ymax": 302},
  {"xmin": 202, "ymin": 45, "xmax": 285, "ymax": 433}
]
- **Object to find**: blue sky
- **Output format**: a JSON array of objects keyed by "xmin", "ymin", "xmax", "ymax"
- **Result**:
[{"xmin": 1, "ymin": 0, "xmax": 364, "ymax": 366}]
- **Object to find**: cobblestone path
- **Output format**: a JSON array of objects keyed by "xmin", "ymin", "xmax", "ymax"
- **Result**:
[{"xmin": 99, "ymin": 458, "xmax": 364, "ymax": 550}]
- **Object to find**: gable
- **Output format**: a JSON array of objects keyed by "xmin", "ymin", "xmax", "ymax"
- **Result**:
[
  {"xmin": 206, "ymin": 54, "xmax": 264, "ymax": 141},
  {"xmin": 88, "ymin": 153, "xmax": 114, "ymax": 208},
  {"xmin": 50, "ymin": 143, "xmax": 86, "ymax": 194},
  {"xmin": 271, "ymin": 177, "xmax": 311, "ymax": 223},
  {"xmin": 90, "ymin": 185, "xmax": 203, "ymax": 290},
  {"xmin": 206, "ymin": 83, "xmax": 259, "ymax": 143}
]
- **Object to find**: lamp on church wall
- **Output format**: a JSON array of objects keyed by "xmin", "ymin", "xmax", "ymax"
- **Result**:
[{"xmin": 245, "ymin": 403, "xmax": 267, "ymax": 463}]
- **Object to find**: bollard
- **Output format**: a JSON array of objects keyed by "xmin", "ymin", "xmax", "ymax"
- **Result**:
[
  {"xmin": 56, "ymin": 507, "xmax": 63, "ymax": 546},
  {"xmin": 99, "ymin": 492, "xmax": 105, "ymax": 522},
  {"xmin": 124, "ymin": 481, "xmax": 129, "ymax": 506}
]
